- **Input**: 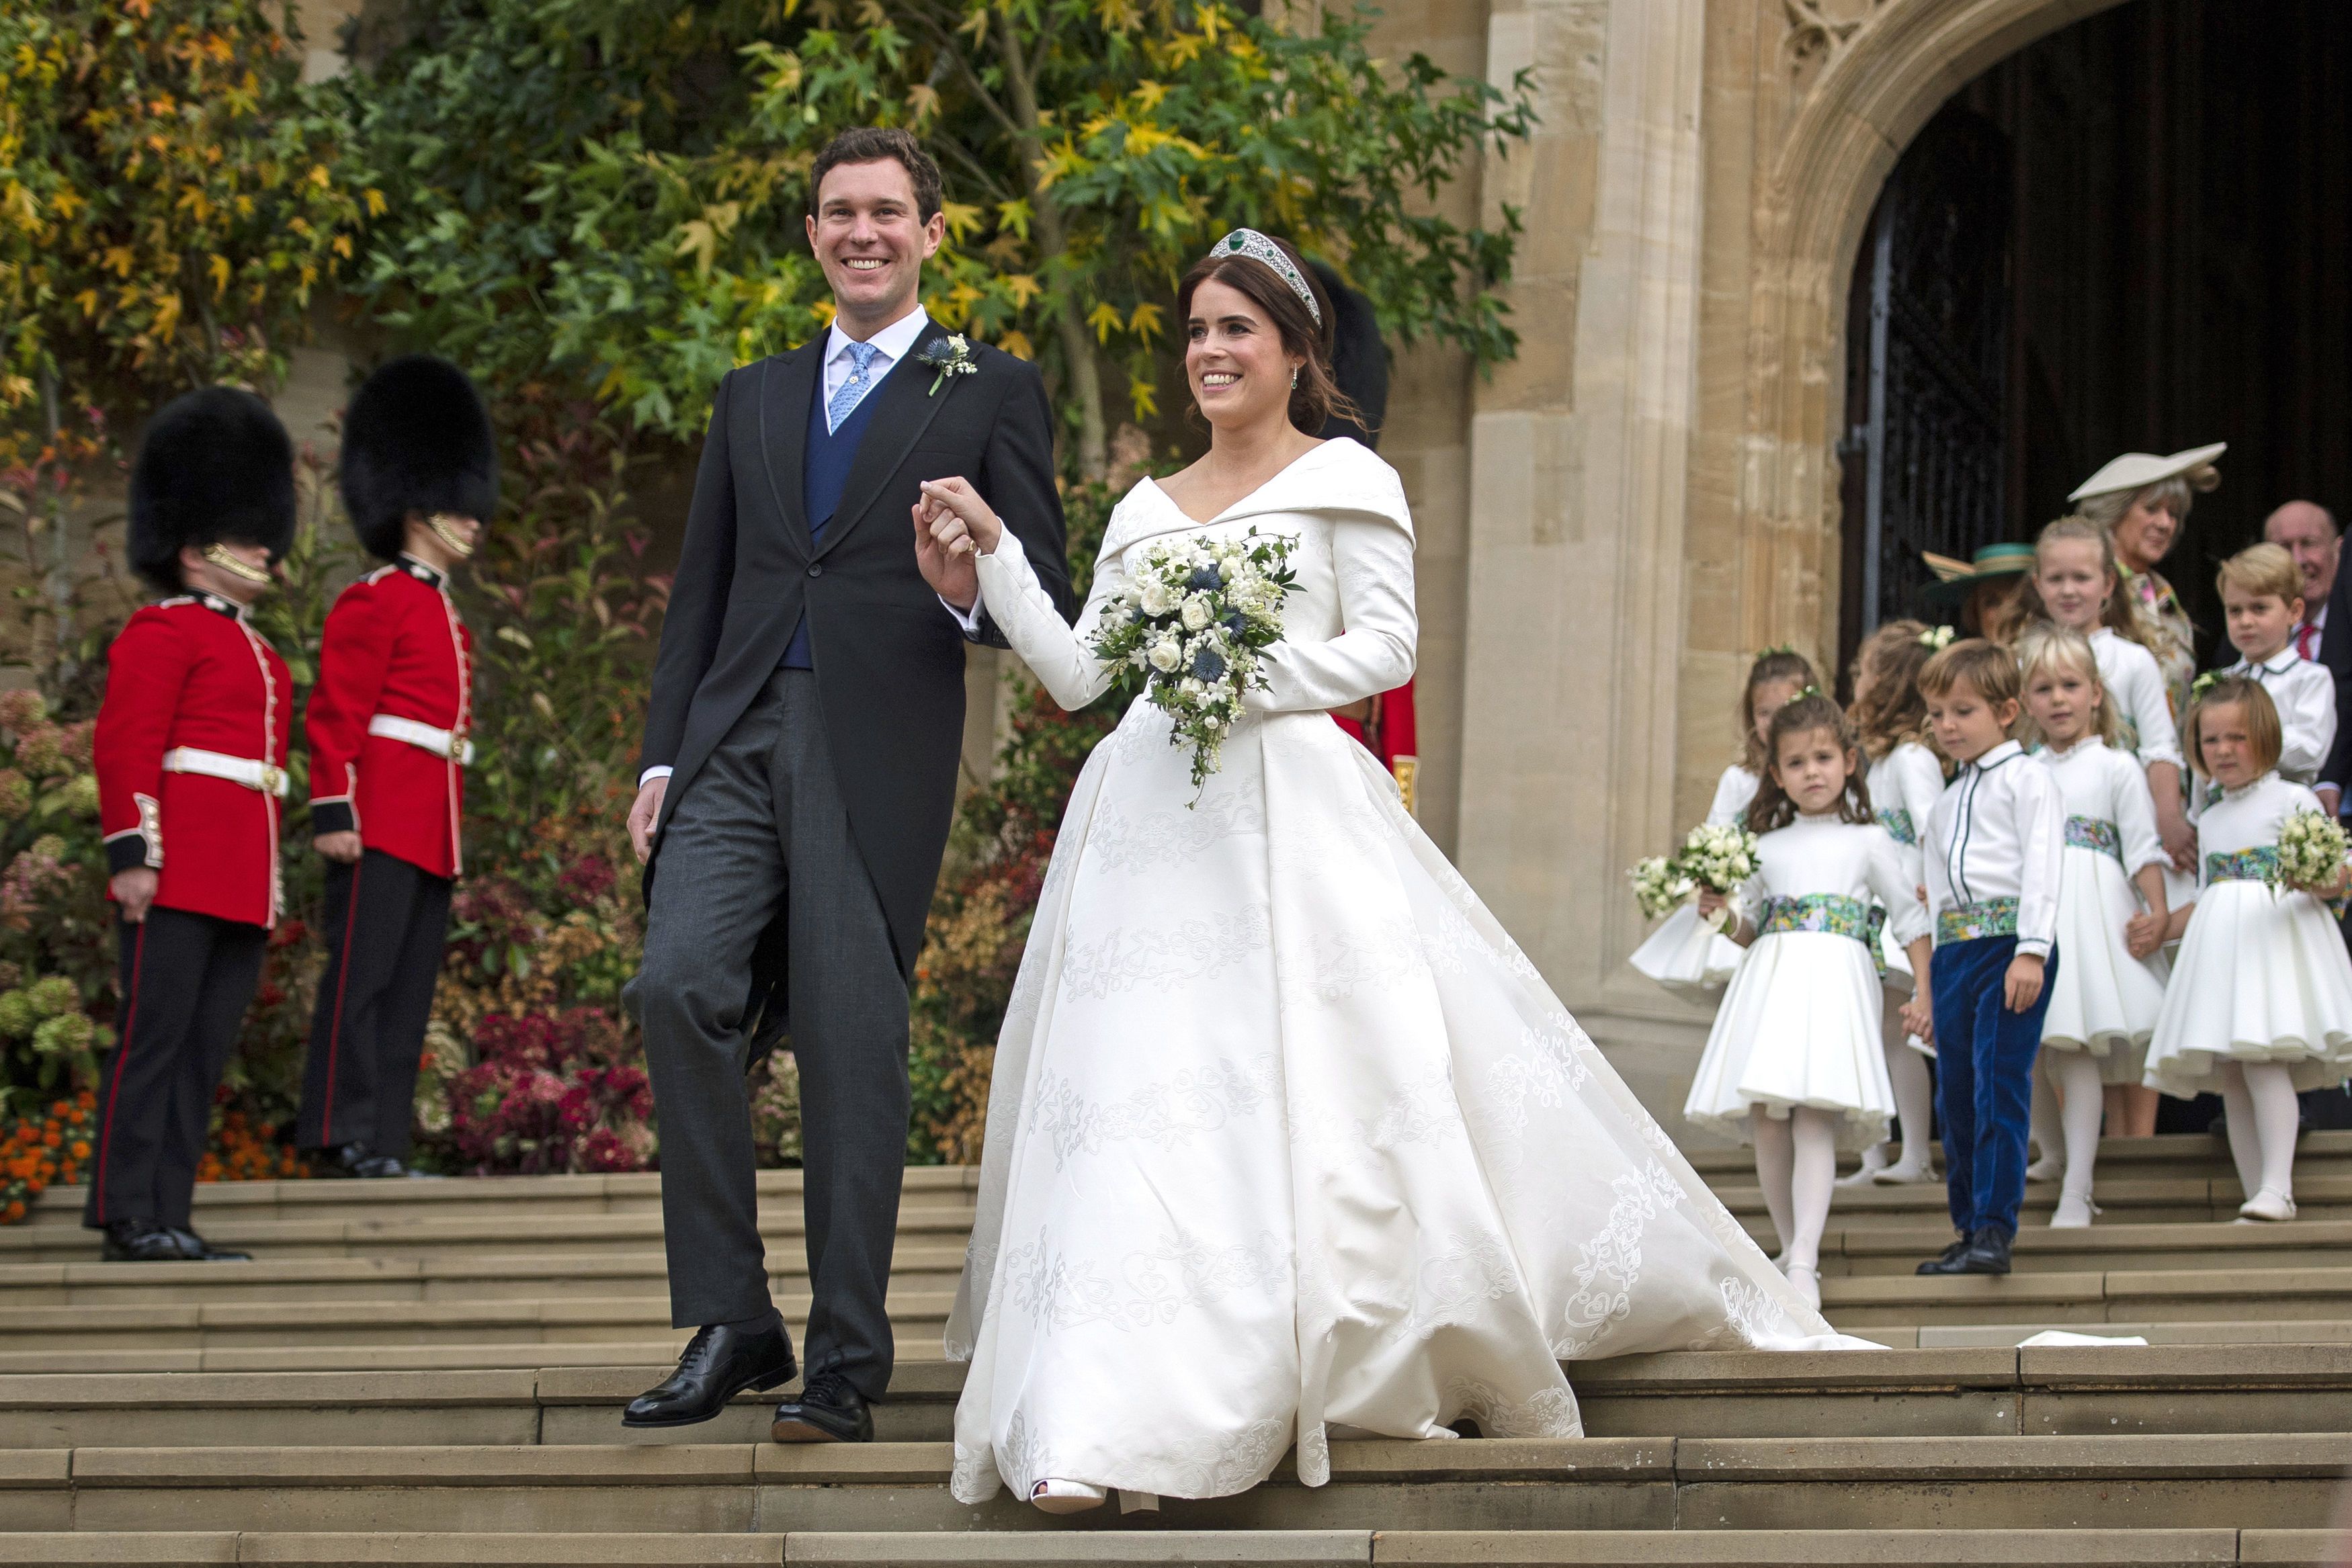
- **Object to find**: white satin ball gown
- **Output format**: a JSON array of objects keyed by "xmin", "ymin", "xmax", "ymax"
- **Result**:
[{"xmin": 944, "ymin": 438, "xmax": 1863, "ymax": 1510}]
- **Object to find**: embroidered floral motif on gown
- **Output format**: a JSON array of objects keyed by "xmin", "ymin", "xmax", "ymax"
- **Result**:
[{"xmin": 946, "ymin": 439, "xmax": 1865, "ymax": 1507}]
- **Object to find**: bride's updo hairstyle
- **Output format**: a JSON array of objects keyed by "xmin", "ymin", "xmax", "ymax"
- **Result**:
[{"xmin": 1177, "ymin": 233, "xmax": 1364, "ymax": 436}]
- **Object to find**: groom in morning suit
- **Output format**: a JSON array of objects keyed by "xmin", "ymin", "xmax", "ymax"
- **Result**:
[{"xmin": 621, "ymin": 128, "xmax": 1072, "ymax": 1438}]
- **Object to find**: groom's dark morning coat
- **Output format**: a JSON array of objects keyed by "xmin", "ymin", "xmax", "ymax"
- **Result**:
[{"xmin": 638, "ymin": 326, "xmax": 1074, "ymax": 1029}]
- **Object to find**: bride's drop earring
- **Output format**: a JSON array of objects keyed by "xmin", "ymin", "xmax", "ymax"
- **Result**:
[{"xmin": 1290, "ymin": 367, "xmax": 1300, "ymax": 388}]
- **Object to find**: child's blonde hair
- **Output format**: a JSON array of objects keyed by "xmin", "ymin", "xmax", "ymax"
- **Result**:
[
  {"xmin": 2185, "ymin": 674, "xmax": 2285, "ymax": 781},
  {"xmin": 2022, "ymin": 514, "xmax": 2158, "ymax": 649},
  {"xmin": 1739, "ymin": 648, "xmax": 1822, "ymax": 776},
  {"xmin": 2216, "ymin": 542, "xmax": 2306, "ymax": 608},
  {"xmin": 1848, "ymin": 619, "xmax": 1936, "ymax": 762},
  {"xmin": 2013, "ymin": 624, "xmax": 2124, "ymax": 750}
]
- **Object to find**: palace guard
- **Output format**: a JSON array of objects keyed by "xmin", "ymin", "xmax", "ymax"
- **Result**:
[
  {"xmin": 298, "ymin": 356, "xmax": 491, "ymax": 1178},
  {"xmin": 91, "ymin": 386, "xmax": 298, "ymax": 1261}
]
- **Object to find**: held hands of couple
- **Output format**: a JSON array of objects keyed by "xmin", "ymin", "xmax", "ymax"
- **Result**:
[{"xmin": 912, "ymin": 477, "xmax": 1003, "ymax": 613}]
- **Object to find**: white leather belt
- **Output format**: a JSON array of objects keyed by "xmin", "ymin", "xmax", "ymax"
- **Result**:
[
  {"xmin": 369, "ymin": 713, "xmax": 474, "ymax": 765},
  {"xmin": 162, "ymin": 747, "xmax": 288, "ymax": 797}
]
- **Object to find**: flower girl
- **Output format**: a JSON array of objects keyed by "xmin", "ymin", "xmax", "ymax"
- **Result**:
[
  {"xmin": 1632, "ymin": 648, "xmax": 1818, "ymax": 993},
  {"xmin": 1841, "ymin": 621, "xmax": 1947, "ymax": 1186},
  {"xmin": 2015, "ymin": 627, "xmax": 2171, "ymax": 1227},
  {"xmin": 1684, "ymin": 691, "xmax": 1933, "ymax": 1308},
  {"xmin": 2144, "ymin": 677, "xmax": 2352, "ymax": 1222},
  {"xmin": 2023, "ymin": 513, "xmax": 2190, "ymax": 1138}
]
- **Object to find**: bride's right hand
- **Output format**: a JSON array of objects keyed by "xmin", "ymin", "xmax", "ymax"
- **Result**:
[{"xmin": 918, "ymin": 476, "xmax": 1006, "ymax": 558}]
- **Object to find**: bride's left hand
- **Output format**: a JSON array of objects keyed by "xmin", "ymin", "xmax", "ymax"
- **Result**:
[{"xmin": 918, "ymin": 476, "xmax": 1006, "ymax": 558}]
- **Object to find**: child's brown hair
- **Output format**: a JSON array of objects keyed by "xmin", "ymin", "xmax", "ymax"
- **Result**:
[
  {"xmin": 1747, "ymin": 690, "xmax": 1875, "ymax": 834},
  {"xmin": 1739, "ymin": 648, "xmax": 1822, "ymax": 775},
  {"xmin": 1849, "ymin": 619, "xmax": 1937, "ymax": 761},
  {"xmin": 2184, "ymin": 674, "xmax": 2285, "ymax": 781},
  {"xmin": 1919, "ymin": 637, "xmax": 2023, "ymax": 710}
]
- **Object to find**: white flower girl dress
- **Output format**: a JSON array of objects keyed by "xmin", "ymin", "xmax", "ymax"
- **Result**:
[{"xmin": 946, "ymin": 438, "xmax": 1862, "ymax": 1509}]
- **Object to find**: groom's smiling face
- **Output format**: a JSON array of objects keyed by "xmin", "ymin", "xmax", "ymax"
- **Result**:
[{"xmin": 806, "ymin": 158, "xmax": 946, "ymax": 335}]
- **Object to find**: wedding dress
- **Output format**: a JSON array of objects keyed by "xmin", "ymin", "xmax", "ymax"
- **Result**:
[{"xmin": 946, "ymin": 437, "xmax": 1861, "ymax": 1507}]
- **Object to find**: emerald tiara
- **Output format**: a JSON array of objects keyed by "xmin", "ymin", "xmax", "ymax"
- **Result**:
[{"xmin": 1205, "ymin": 228, "xmax": 1320, "ymax": 325}]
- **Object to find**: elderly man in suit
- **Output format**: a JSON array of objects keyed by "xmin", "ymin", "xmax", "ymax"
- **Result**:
[
  {"xmin": 2272, "ymin": 500, "xmax": 2345, "ymax": 814},
  {"xmin": 619, "ymin": 128, "xmax": 1072, "ymax": 1441}
]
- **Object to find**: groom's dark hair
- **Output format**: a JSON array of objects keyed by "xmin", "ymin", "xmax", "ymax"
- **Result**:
[{"xmin": 807, "ymin": 128, "xmax": 943, "ymax": 224}]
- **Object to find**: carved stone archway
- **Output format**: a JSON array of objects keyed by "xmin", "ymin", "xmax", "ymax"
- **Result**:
[{"xmin": 1736, "ymin": 0, "xmax": 2131, "ymax": 670}]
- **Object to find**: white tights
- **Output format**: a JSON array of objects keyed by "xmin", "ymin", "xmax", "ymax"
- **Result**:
[
  {"xmin": 1752, "ymin": 1104, "xmax": 1838, "ymax": 1271},
  {"xmin": 2218, "ymin": 1059, "xmax": 2300, "ymax": 1202},
  {"xmin": 2026, "ymin": 1049, "xmax": 2107, "ymax": 1196},
  {"xmin": 1882, "ymin": 1015, "xmax": 1935, "ymax": 1170}
]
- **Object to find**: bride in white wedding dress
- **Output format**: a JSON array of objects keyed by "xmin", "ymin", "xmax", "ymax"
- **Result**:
[{"xmin": 913, "ymin": 230, "xmax": 1864, "ymax": 1516}]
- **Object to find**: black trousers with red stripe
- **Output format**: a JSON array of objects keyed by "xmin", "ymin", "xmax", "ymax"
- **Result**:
[
  {"xmin": 83, "ymin": 908, "xmax": 266, "ymax": 1230},
  {"xmin": 297, "ymin": 848, "xmax": 452, "ymax": 1160}
]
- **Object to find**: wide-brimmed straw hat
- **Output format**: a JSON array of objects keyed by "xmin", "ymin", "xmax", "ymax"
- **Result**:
[
  {"xmin": 1920, "ymin": 542, "xmax": 2035, "ymax": 613},
  {"xmin": 2068, "ymin": 442, "xmax": 2226, "ymax": 503}
]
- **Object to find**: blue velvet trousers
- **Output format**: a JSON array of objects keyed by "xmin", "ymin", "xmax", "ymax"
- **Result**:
[{"xmin": 1929, "ymin": 934, "xmax": 2060, "ymax": 1239}]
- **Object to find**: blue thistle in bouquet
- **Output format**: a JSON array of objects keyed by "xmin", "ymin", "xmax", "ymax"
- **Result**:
[{"xmin": 1089, "ymin": 529, "xmax": 1299, "ymax": 795}]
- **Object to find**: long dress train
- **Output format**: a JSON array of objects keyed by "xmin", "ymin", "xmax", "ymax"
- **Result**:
[{"xmin": 946, "ymin": 438, "xmax": 1863, "ymax": 1507}]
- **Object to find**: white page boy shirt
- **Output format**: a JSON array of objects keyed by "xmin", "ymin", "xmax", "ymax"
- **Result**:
[
  {"xmin": 2223, "ymin": 650, "xmax": 2337, "ymax": 784},
  {"xmin": 1923, "ymin": 740, "xmax": 2063, "ymax": 957}
]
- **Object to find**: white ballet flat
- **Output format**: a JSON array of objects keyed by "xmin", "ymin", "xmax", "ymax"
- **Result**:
[
  {"xmin": 2049, "ymin": 1190, "xmax": 2100, "ymax": 1229},
  {"xmin": 1837, "ymin": 1144, "xmax": 1894, "ymax": 1188},
  {"xmin": 1783, "ymin": 1262, "xmax": 1822, "ymax": 1311},
  {"xmin": 1871, "ymin": 1158, "xmax": 1939, "ymax": 1185},
  {"xmin": 2238, "ymin": 1188, "xmax": 2298, "ymax": 1224},
  {"xmin": 2023, "ymin": 1156, "xmax": 2064, "ymax": 1184},
  {"xmin": 1030, "ymin": 1479, "xmax": 1108, "ymax": 1514}
]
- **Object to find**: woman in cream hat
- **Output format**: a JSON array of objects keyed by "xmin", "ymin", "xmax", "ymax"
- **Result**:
[{"xmin": 2070, "ymin": 442, "xmax": 2225, "ymax": 723}]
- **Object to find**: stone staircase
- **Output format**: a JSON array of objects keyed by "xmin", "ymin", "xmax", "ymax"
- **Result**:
[{"xmin": 4, "ymin": 1136, "xmax": 2351, "ymax": 1564}]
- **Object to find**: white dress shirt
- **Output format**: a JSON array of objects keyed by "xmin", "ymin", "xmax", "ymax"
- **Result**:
[
  {"xmin": 2091, "ymin": 626, "xmax": 2185, "ymax": 773},
  {"xmin": 2224, "ymin": 648, "xmax": 2337, "ymax": 785},
  {"xmin": 638, "ymin": 306, "xmax": 982, "ymax": 790},
  {"xmin": 1923, "ymin": 739, "xmax": 2064, "ymax": 957}
]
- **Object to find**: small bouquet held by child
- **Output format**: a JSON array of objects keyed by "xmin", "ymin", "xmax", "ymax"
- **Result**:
[
  {"xmin": 1089, "ymin": 529, "xmax": 1299, "ymax": 793},
  {"xmin": 2271, "ymin": 808, "xmax": 2351, "ymax": 896},
  {"xmin": 1628, "ymin": 820, "xmax": 1764, "ymax": 994}
]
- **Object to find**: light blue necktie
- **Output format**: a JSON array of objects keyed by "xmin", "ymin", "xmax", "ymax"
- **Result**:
[{"xmin": 827, "ymin": 341, "xmax": 880, "ymax": 433}]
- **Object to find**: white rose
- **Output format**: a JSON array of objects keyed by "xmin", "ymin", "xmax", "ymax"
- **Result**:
[
  {"xmin": 1140, "ymin": 580, "xmax": 1177, "ymax": 617},
  {"xmin": 1148, "ymin": 638, "xmax": 1182, "ymax": 672},
  {"xmin": 1181, "ymin": 598, "xmax": 1212, "ymax": 632},
  {"xmin": 1218, "ymin": 557, "xmax": 1238, "ymax": 580}
]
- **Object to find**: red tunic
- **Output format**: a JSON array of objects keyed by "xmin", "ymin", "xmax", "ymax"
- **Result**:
[
  {"xmin": 306, "ymin": 558, "xmax": 474, "ymax": 880},
  {"xmin": 96, "ymin": 595, "xmax": 292, "ymax": 929},
  {"xmin": 1331, "ymin": 678, "xmax": 1420, "ymax": 817}
]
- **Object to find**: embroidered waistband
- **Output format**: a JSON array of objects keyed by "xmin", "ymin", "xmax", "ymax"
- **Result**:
[
  {"xmin": 1936, "ymin": 896, "xmax": 2019, "ymax": 945},
  {"xmin": 2207, "ymin": 846, "xmax": 2279, "ymax": 883},
  {"xmin": 2064, "ymin": 815, "xmax": 2122, "ymax": 862},
  {"xmin": 1876, "ymin": 808, "xmax": 1916, "ymax": 847}
]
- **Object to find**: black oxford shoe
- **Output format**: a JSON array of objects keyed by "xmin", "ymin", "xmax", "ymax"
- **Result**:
[
  {"xmin": 1955, "ymin": 1224, "xmax": 2013, "ymax": 1275},
  {"xmin": 168, "ymin": 1227, "xmax": 251, "ymax": 1261},
  {"xmin": 1915, "ymin": 1235, "xmax": 1972, "ymax": 1276},
  {"xmin": 319, "ymin": 1141, "xmax": 413, "ymax": 1179},
  {"xmin": 771, "ymin": 1370, "xmax": 875, "ymax": 1444},
  {"xmin": 622, "ymin": 1315, "xmax": 797, "ymax": 1429},
  {"xmin": 100, "ymin": 1218, "xmax": 191, "ymax": 1262}
]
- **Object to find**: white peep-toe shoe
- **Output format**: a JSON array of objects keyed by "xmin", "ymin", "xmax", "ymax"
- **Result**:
[
  {"xmin": 1030, "ymin": 1479, "xmax": 1108, "ymax": 1514},
  {"xmin": 1782, "ymin": 1262, "xmax": 1822, "ymax": 1311}
]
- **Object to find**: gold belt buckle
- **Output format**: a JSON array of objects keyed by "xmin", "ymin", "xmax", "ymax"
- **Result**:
[{"xmin": 259, "ymin": 763, "xmax": 284, "ymax": 795}]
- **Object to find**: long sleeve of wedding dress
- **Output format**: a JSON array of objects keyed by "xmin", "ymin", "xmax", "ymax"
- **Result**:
[{"xmin": 972, "ymin": 536, "xmax": 1126, "ymax": 711}]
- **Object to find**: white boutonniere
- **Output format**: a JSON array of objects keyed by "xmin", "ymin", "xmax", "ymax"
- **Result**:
[{"xmin": 916, "ymin": 334, "xmax": 978, "ymax": 396}]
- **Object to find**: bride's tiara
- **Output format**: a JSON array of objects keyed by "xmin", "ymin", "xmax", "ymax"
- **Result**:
[{"xmin": 1204, "ymin": 228, "xmax": 1320, "ymax": 325}]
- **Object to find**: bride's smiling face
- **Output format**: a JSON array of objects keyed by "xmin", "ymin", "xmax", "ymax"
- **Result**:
[{"xmin": 1186, "ymin": 278, "xmax": 1302, "ymax": 433}]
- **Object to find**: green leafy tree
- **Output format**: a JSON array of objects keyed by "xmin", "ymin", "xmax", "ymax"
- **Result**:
[{"xmin": 347, "ymin": 0, "xmax": 1532, "ymax": 474}]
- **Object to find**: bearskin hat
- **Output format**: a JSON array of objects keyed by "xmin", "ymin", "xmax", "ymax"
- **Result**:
[
  {"xmin": 1308, "ymin": 260, "xmax": 1389, "ymax": 451},
  {"xmin": 127, "ymin": 387, "xmax": 297, "ymax": 597},
  {"xmin": 339, "ymin": 355, "xmax": 497, "ymax": 560}
]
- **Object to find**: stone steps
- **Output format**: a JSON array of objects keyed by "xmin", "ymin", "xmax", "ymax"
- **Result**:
[
  {"xmin": 8, "ymin": 1434, "xmax": 2349, "ymax": 1534},
  {"xmin": 0, "ymin": 1529, "xmax": 2335, "ymax": 1566},
  {"xmin": 9, "ymin": 1346, "xmax": 2352, "ymax": 1450}
]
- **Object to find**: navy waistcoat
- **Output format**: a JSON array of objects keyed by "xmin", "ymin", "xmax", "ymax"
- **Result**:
[{"xmin": 781, "ymin": 362, "xmax": 888, "ymax": 670}]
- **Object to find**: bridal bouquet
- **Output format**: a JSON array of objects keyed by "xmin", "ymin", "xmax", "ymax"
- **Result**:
[
  {"xmin": 2272, "ymin": 808, "xmax": 2351, "ymax": 895},
  {"xmin": 1089, "ymin": 529, "xmax": 1299, "ymax": 791}
]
